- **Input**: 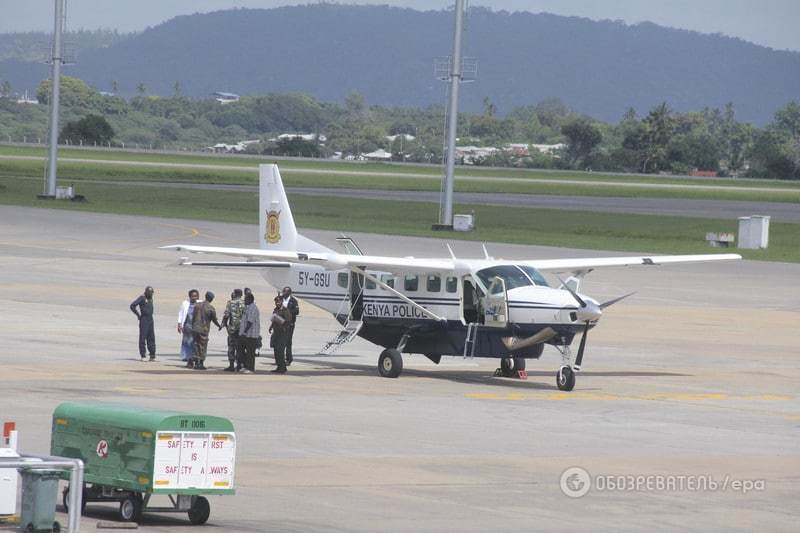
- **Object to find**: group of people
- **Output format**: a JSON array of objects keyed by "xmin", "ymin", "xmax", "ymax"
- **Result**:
[{"xmin": 130, "ymin": 285, "xmax": 299, "ymax": 373}]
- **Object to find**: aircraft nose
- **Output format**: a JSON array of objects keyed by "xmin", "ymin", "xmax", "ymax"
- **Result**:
[{"xmin": 575, "ymin": 300, "xmax": 602, "ymax": 322}]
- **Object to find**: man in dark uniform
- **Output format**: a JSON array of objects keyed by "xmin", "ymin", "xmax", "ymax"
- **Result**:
[
  {"xmin": 130, "ymin": 286, "xmax": 156, "ymax": 361},
  {"xmin": 191, "ymin": 291, "xmax": 221, "ymax": 370},
  {"xmin": 281, "ymin": 286, "xmax": 300, "ymax": 365},
  {"xmin": 269, "ymin": 295, "xmax": 293, "ymax": 374}
]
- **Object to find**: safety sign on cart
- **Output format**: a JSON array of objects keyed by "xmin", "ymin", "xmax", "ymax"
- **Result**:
[{"xmin": 153, "ymin": 432, "xmax": 236, "ymax": 490}]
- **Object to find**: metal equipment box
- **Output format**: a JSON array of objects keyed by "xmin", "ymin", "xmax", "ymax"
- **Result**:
[{"xmin": 50, "ymin": 402, "xmax": 236, "ymax": 524}]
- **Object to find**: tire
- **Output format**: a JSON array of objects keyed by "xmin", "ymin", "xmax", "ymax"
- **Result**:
[
  {"xmin": 557, "ymin": 366, "xmax": 576, "ymax": 391},
  {"xmin": 119, "ymin": 494, "xmax": 142, "ymax": 522},
  {"xmin": 188, "ymin": 496, "xmax": 211, "ymax": 525},
  {"xmin": 500, "ymin": 357, "xmax": 515, "ymax": 377},
  {"xmin": 52, "ymin": 521, "xmax": 61, "ymax": 533},
  {"xmin": 378, "ymin": 348, "xmax": 403, "ymax": 378},
  {"xmin": 62, "ymin": 484, "xmax": 87, "ymax": 515}
]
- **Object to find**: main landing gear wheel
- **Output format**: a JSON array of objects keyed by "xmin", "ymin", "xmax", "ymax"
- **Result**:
[
  {"xmin": 188, "ymin": 496, "xmax": 211, "ymax": 525},
  {"xmin": 119, "ymin": 494, "xmax": 143, "ymax": 522},
  {"xmin": 378, "ymin": 348, "xmax": 403, "ymax": 378},
  {"xmin": 557, "ymin": 366, "xmax": 576, "ymax": 391},
  {"xmin": 499, "ymin": 357, "xmax": 526, "ymax": 378}
]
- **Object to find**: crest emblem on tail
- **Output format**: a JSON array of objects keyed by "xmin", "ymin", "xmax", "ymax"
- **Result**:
[{"xmin": 266, "ymin": 209, "xmax": 281, "ymax": 243}]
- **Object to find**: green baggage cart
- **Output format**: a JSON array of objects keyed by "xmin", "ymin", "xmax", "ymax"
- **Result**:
[{"xmin": 50, "ymin": 402, "xmax": 236, "ymax": 525}]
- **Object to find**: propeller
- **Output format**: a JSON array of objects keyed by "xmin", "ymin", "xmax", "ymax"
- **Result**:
[{"xmin": 556, "ymin": 275, "xmax": 635, "ymax": 370}]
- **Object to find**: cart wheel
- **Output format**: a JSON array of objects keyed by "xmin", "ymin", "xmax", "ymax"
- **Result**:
[
  {"xmin": 25, "ymin": 524, "xmax": 34, "ymax": 533},
  {"xmin": 62, "ymin": 484, "xmax": 87, "ymax": 514},
  {"xmin": 188, "ymin": 496, "xmax": 211, "ymax": 525},
  {"xmin": 119, "ymin": 494, "xmax": 142, "ymax": 522},
  {"xmin": 52, "ymin": 521, "xmax": 62, "ymax": 533}
]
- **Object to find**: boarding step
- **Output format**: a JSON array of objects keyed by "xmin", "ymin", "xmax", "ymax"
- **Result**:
[
  {"xmin": 463, "ymin": 322, "xmax": 478, "ymax": 359},
  {"xmin": 318, "ymin": 320, "xmax": 363, "ymax": 355}
]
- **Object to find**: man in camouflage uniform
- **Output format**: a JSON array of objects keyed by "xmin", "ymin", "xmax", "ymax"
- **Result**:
[
  {"xmin": 191, "ymin": 291, "xmax": 221, "ymax": 370},
  {"xmin": 221, "ymin": 289, "xmax": 245, "ymax": 372}
]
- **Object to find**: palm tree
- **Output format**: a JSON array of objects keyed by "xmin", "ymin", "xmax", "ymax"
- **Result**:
[{"xmin": 136, "ymin": 83, "xmax": 146, "ymax": 96}]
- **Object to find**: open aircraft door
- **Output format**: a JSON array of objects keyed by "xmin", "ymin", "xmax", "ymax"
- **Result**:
[
  {"xmin": 483, "ymin": 276, "xmax": 509, "ymax": 328},
  {"xmin": 349, "ymin": 268, "xmax": 365, "ymax": 320}
]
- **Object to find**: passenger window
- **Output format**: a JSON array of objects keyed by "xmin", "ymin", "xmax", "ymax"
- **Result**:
[
  {"xmin": 365, "ymin": 278, "xmax": 376, "ymax": 290},
  {"xmin": 380, "ymin": 274, "xmax": 394, "ymax": 289},
  {"xmin": 337, "ymin": 272, "xmax": 349, "ymax": 288},
  {"xmin": 445, "ymin": 276, "xmax": 458, "ymax": 293},
  {"xmin": 427, "ymin": 275, "xmax": 441, "ymax": 292},
  {"xmin": 404, "ymin": 275, "xmax": 419, "ymax": 292}
]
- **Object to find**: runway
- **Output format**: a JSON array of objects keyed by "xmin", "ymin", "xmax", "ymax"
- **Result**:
[{"xmin": 0, "ymin": 205, "xmax": 798, "ymax": 531}]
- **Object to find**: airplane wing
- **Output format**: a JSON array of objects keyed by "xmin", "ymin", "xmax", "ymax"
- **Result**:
[
  {"xmin": 524, "ymin": 253, "xmax": 742, "ymax": 272},
  {"xmin": 161, "ymin": 245, "xmax": 454, "ymax": 273}
]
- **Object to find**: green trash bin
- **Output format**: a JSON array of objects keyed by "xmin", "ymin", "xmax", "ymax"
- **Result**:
[{"xmin": 20, "ymin": 469, "xmax": 61, "ymax": 533}]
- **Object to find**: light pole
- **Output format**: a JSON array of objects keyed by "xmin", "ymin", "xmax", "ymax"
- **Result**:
[{"xmin": 43, "ymin": 0, "xmax": 65, "ymax": 198}]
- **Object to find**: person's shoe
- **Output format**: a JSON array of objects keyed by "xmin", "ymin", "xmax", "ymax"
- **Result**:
[
  {"xmin": 186, "ymin": 361, "xmax": 195, "ymax": 369},
  {"xmin": 140, "ymin": 356, "xmax": 147, "ymax": 362},
  {"xmin": 286, "ymin": 355, "xmax": 293, "ymax": 366},
  {"xmin": 239, "ymin": 369, "xmax": 252, "ymax": 374},
  {"xmin": 149, "ymin": 356, "xmax": 156, "ymax": 362},
  {"xmin": 271, "ymin": 367, "xmax": 287, "ymax": 374},
  {"xmin": 224, "ymin": 365, "xmax": 235, "ymax": 372},
  {"xmin": 195, "ymin": 363, "xmax": 207, "ymax": 370}
]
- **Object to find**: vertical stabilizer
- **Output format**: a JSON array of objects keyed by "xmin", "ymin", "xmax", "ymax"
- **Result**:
[{"xmin": 258, "ymin": 164, "xmax": 331, "ymax": 253}]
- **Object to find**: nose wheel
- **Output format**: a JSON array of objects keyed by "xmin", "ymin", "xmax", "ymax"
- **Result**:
[{"xmin": 556, "ymin": 366, "xmax": 576, "ymax": 391}]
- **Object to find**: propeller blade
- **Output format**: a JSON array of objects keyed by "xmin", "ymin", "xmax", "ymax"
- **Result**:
[
  {"xmin": 574, "ymin": 321, "xmax": 590, "ymax": 368},
  {"xmin": 556, "ymin": 275, "xmax": 586, "ymax": 307},
  {"xmin": 599, "ymin": 292, "xmax": 636, "ymax": 310},
  {"xmin": 502, "ymin": 327, "xmax": 556, "ymax": 351}
]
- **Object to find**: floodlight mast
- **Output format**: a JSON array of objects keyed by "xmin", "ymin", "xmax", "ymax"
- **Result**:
[
  {"xmin": 44, "ymin": 0, "xmax": 65, "ymax": 198},
  {"xmin": 436, "ymin": 0, "xmax": 466, "ymax": 229}
]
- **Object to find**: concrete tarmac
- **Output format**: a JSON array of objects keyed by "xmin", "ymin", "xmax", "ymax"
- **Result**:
[{"xmin": 0, "ymin": 206, "xmax": 798, "ymax": 531}]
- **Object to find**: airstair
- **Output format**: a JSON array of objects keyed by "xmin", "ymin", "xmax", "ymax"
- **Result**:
[
  {"xmin": 463, "ymin": 322, "xmax": 478, "ymax": 359},
  {"xmin": 318, "ymin": 319, "xmax": 363, "ymax": 355}
]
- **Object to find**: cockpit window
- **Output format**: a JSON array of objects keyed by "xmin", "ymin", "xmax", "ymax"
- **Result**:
[
  {"xmin": 476, "ymin": 265, "xmax": 533, "ymax": 291},
  {"xmin": 517, "ymin": 265, "xmax": 550, "ymax": 287},
  {"xmin": 476, "ymin": 265, "xmax": 550, "ymax": 290}
]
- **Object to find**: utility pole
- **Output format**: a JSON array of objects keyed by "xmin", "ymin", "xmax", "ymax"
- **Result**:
[
  {"xmin": 43, "ymin": 0, "xmax": 65, "ymax": 198},
  {"xmin": 433, "ymin": 0, "xmax": 467, "ymax": 230}
]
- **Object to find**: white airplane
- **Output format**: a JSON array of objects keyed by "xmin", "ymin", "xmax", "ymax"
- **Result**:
[{"xmin": 164, "ymin": 164, "xmax": 741, "ymax": 391}]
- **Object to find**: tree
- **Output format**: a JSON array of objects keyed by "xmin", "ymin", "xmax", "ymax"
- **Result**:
[
  {"xmin": 36, "ymin": 76, "xmax": 94, "ymax": 107},
  {"xmin": 561, "ymin": 118, "xmax": 602, "ymax": 168},
  {"xmin": 0, "ymin": 80, "xmax": 11, "ymax": 97},
  {"xmin": 482, "ymin": 96, "xmax": 497, "ymax": 117},
  {"xmin": 173, "ymin": 81, "xmax": 182, "ymax": 98},
  {"xmin": 268, "ymin": 136, "xmax": 320, "ymax": 157},
  {"xmin": 59, "ymin": 114, "xmax": 115, "ymax": 145},
  {"xmin": 136, "ymin": 83, "xmax": 147, "ymax": 96},
  {"xmin": 111, "ymin": 80, "xmax": 119, "ymax": 94},
  {"xmin": 773, "ymin": 101, "xmax": 800, "ymax": 137}
]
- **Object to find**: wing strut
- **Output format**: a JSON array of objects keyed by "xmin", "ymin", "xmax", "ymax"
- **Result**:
[{"xmin": 354, "ymin": 268, "xmax": 446, "ymax": 322}]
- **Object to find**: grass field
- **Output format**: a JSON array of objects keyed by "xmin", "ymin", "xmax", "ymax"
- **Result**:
[
  {"xmin": 2, "ymin": 175, "xmax": 797, "ymax": 263},
  {"xmin": 2, "ymin": 148, "xmax": 799, "ymax": 204}
]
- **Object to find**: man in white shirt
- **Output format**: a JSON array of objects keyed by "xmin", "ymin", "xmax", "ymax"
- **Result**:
[{"xmin": 177, "ymin": 289, "xmax": 199, "ymax": 362}]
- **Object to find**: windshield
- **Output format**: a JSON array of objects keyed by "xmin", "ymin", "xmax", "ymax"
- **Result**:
[
  {"xmin": 518, "ymin": 265, "xmax": 550, "ymax": 287},
  {"xmin": 476, "ymin": 265, "xmax": 550, "ymax": 291},
  {"xmin": 476, "ymin": 265, "xmax": 533, "ymax": 291}
]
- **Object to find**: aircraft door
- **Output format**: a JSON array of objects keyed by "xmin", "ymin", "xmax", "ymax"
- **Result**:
[
  {"xmin": 349, "ymin": 268, "xmax": 365, "ymax": 320},
  {"xmin": 483, "ymin": 276, "xmax": 509, "ymax": 328}
]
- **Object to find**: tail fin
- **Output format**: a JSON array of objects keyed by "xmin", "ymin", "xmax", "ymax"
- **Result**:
[{"xmin": 258, "ymin": 164, "xmax": 331, "ymax": 253}]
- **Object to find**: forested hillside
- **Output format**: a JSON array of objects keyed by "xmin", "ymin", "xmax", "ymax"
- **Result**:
[{"xmin": 0, "ymin": 5, "xmax": 798, "ymax": 124}]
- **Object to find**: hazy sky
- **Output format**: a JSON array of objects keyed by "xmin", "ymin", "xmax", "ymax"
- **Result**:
[{"xmin": 3, "ymin": 1, "xmax": 799, "ymax": 52}]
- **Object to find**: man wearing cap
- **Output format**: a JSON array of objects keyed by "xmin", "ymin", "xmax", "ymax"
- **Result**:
[
  {"xmin": 191, "ymin": 291, "xmax": 222, "ymax": 370},
  {"xmin": 130, "ymin": 285, "xmax": 156, "ymax": 361}
]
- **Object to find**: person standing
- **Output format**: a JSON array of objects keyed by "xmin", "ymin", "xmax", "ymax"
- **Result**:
[
  {"xmin": 269, "ymin": 295, "xmax": 293, "ymax": 374},
  {"xmin": 221, "ymin": 289, "xmax": 245, "ymax": 372},
  {"xmin": 238, "ymin": 292, "xmax": 261, "ymax": 374},
  {"xmin": 191, "ymin": 291, "xmax": 221, "ymax": 370},
  {"xmin": 130, "ymin": 286, "xmax": 156, "ymax": 361},
  {"xmin": 177, "ymin": 289, "xmax": 199, "ymax": 363},
  {"xmin": 281, "ymin": 286, "xmax": 299, "ymax": 365}
]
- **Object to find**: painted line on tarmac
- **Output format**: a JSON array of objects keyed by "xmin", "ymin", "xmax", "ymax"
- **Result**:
[{"xmin": 466, "ymin": 392, "xmax": 793, "ymax": 402}]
